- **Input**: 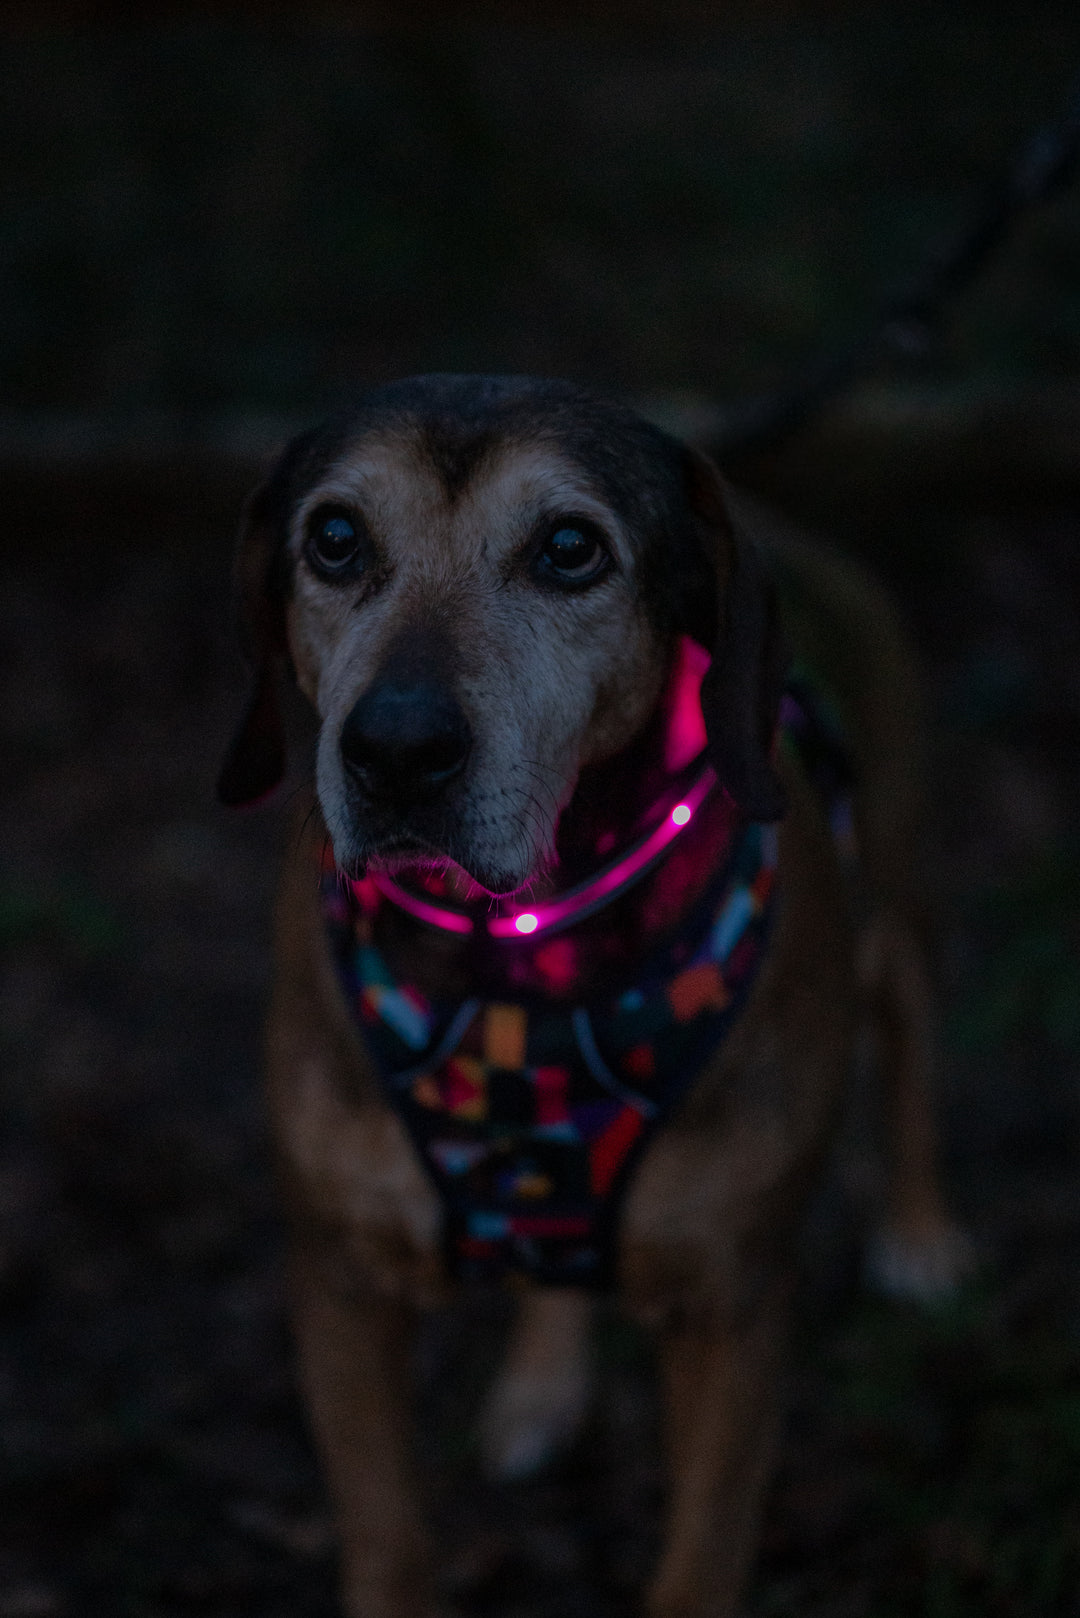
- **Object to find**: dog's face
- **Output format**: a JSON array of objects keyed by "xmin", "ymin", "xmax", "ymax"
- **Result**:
[
  {"xmin": 219, "ymin": 376, "xmax": 786, "ymax": 892},
  {"xmin": 288, "ymin": 433, "xmax": 674, "ymax": 893}
]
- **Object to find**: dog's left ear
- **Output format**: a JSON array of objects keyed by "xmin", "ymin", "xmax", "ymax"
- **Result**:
[
  {"xmin": 217, "ymin": 480, "xmax": 287, "ymax": 807},
  {"xmin": 680, "ymin": 446, "xmax": 788, "ymax": 821}
]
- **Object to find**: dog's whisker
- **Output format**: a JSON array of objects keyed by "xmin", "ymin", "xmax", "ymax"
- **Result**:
[{"xmin": 513, "ymin": 768, "xmax": 563, "ymax": 825}]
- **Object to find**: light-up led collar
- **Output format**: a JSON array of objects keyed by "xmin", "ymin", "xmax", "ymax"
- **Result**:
[{"xmin": 367, "ymin": 760, "xmax": 719, "ymax": 942}]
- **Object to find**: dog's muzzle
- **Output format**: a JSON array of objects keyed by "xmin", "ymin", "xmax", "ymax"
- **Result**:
[{"xmin": 340, "ymin": 677, "xmax": 472, "ymax": 810}]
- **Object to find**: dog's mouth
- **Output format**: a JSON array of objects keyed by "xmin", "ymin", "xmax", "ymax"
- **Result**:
[
  {"xmin": 354, "ymin": 833, "xmax": 545, "ymax": 901},
  {"xmin": 335, "ymin": 777, "xmax": 556, "ymax": 897},
  {"xmin": 351, "ymin": 829, "xmax": 446, "ymax": 878}
]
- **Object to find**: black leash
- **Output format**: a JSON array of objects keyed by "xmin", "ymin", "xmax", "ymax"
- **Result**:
[{"xmin": 713, "ymin": 72, "xmax": 1080, "ymax": 462}]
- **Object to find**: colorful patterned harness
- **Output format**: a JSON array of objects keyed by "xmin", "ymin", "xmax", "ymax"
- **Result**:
[{"xmin": 320, "ymin": 686, "xmax": 847, "ymax": 1288}]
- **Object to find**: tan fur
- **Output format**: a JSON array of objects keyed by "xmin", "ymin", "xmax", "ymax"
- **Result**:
[{"xmin": 233, "ymin": 394, "xmax": 964, "ymax": 1617}]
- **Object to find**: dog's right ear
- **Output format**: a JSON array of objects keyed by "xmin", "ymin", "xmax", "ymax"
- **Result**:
[{"xmin": 217, "ymin": 481, "xmax": 288, "ymax": 807}]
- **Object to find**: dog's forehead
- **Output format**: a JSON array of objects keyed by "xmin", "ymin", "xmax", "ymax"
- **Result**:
[
  {"xmin": 295, "ymin": 427, "xmax": 640, "ymax": 565},
  {"xmin": 281, "ymin": 376, "xmax": 688, "ymax": 517}
]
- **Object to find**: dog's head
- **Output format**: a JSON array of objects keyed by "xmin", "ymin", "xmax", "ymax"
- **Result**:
[{"xmin": 219, "ymin": 375, "xmax": 786, "ymax": 894}]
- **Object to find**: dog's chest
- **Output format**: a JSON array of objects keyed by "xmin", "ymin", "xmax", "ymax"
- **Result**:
[{"xmin": 320, "ymin": 818, "xmax": 778, "ymax": 1288}]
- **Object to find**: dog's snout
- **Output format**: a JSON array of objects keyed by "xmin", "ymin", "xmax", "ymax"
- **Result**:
[{"xmin": 341, "ymin": 679, "xmax": 472, "ymax": 805}]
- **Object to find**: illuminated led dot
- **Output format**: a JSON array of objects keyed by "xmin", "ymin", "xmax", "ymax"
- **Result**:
[
  {"xmin": 515, "ymin": 912, "xmax": 539, "ymax": 934},
  {"xmin": 671, "ymin": 804, "xmax": 692, "ymax": 826}
]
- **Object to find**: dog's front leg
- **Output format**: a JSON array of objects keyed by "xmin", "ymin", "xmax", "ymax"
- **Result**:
[
  {"xmin": 479, "ymin": 1287, "xmax": 594, "ymax": 1480},
  {"xmin": 647, "ymin": 1278, "xmax": 792, "ymax": 1618},
  {"xmin": 289, "ymin": 1252, "xmax": 434, "ymax": 1618}
]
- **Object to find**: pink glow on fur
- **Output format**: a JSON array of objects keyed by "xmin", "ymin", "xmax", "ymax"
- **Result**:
[{"xmin": 664, "ymin": 635, "xmax": 710, "ymax": 772}]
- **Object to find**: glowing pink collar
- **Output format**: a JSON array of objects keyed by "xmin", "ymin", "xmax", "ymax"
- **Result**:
[
  {"xmin": 362, "ymin": 636, "xmax": 718, "ymax": 943},
  {"xmin": 369, "ymin": 760, "xmax": 718, "ymax": 941}
]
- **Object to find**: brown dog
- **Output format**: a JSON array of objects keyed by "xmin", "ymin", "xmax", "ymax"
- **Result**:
[{"xmin": 219, "ymin": 375, "xmax": 965, "ymax": 1618}]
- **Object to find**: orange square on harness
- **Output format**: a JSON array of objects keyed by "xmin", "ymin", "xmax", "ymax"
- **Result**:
[
  {"xmin": 667, "ymin": 962, "xmax": 730, "ymax": 1022},
  {"xmin": 484, "ymin": 1003, "xmax": 528, "ymax": 1069}
]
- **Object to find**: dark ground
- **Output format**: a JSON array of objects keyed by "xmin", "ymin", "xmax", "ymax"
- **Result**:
[
  {"xmin": 4, "ymin": 8, "xmax": 1080, "ymax": 1617},
  {"xmin": 2, "ymin": 458, "xmax": 1080, "ymax": 1618}
]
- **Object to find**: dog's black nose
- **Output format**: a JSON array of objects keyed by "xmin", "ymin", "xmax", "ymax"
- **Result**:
[{"xmin": 340, "ymin": 680, "xmax": 472, "ymax": 805}]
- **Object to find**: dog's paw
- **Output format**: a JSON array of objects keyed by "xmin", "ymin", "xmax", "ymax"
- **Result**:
[
  {"xmin": 478, "ymin": 1358, "xmax": 593, "ymax": 1482},
  {"xmin": 864, "ymin": 1221, "xmax": 977, "ymax": 1305}
]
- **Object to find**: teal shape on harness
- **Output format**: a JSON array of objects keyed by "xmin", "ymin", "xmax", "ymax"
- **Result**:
[
  {"xmin": 430, "ymin": 1140, "xmax": 488, "ymax": 1176},
  {"xmin": 355, "ymin": 943, "xmax": 392, "ymax": 988},
  {"xmin": 373, "ymin": 985, "xmax": 432, "ymax": 1051},
  {"xmin": 533, "ymin": 1121, "xmax": 580, "ymax": 1144},
  {"xmin": 709, "ymin": 885, "xmax": 755, "ymax": 961}
]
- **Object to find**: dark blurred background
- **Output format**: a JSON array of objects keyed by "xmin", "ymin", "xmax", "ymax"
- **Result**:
[{"xmin": 3, "ymin": 5, "xmax": 1080, "ymax": 1615}]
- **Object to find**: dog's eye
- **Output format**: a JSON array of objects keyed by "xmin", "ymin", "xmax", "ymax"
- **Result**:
[
  {"xmin": 535, "ymin": 523, "xmax": 608, "ymax": 587},
  {"xmin": 305, "ymin": 509, "xmax": 366, "ymax": 577}
]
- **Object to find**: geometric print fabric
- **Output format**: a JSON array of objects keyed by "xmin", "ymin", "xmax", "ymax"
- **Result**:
[{"xmin": 321, "ymin": 816, "xmax": 779, "ymax": 1286}]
